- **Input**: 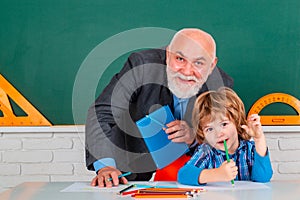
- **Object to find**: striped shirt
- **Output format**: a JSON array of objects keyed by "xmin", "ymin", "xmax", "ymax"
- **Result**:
[{"xmin": 178, "ymin": 139, "xmax": 273, "ymax": 185}]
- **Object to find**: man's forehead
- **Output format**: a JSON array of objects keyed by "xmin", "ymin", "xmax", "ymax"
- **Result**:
[{"xmin": 169, "ymin": 31, "xmax": 216, "ymax": 59}]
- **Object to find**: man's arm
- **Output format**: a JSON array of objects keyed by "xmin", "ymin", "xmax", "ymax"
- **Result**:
[
  {"xmin": 85, "ymin": 50, "xmax": 167, "ymax": 186},
  {"xmin": 85, "ymin": 50, "xmax": 148, "ymax": 169},
  {"xmin": 93, "ymin": 158, "xmax": 116, "ymax": 174}
]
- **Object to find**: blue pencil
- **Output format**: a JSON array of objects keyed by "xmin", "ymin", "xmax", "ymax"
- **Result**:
[
  {"xmin": 107, "ymin": 172, "xmax": 132, "ymax": 181},
  {"xmin": 223, "ymin": 140, "xmax": 235, "ymax": 187}
]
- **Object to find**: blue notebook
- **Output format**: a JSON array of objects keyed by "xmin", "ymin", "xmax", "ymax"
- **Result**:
[{"xmin": 136, "ymin": 105, "xmax": 188, "ymax": 169}]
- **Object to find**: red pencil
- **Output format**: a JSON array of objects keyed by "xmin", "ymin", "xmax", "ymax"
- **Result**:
[
  {"xmin": 121, "ymin": 187, "xmax": 206, "ymax": 196},
  {"xmin": 133, "ymin": 193, "xmax": 191, "ymax": 198},
  {"xmin": 121, "ymin": 189, "xmax": 140, "ymax": 196}
]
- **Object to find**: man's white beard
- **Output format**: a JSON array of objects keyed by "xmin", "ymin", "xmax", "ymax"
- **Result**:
[{"xmin": 166, "ymin": 66, "xmax": 203, "ymax": 98}]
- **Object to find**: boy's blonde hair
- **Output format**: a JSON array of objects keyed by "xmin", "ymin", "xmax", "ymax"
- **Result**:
[{"xmin": 192, "ymin": 87, "xmax": 250, "ymax": 143}]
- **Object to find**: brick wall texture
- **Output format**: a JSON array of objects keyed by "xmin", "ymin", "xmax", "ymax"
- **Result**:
[{"xmin": 1, "ymin": 127, "xmax": 300, "ymax": 192}]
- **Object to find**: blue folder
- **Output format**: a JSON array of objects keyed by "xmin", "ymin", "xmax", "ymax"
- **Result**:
[{"xmin": 136, "ymin": 105, "xmax": 188, "ymax": 169}]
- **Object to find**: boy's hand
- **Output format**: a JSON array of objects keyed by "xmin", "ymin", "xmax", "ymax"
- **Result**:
[
  {"xmin": 218, "ymin": 160, "xmax": 238, "ymax": 181},
  {"xmin": 241, "ymin": 114, "xmax": 263, "ymax": 140},
  {"xmin": 242, "ymin": 114, "xmax": 267, "ymax": 156}
]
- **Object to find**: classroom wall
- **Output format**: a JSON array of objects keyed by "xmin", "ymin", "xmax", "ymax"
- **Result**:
[
  {"xmin": 1, "ymin": 0, "xmax": 299, "ymax": 124},
  {"xmin": 1, "ymin": 127, "xmax": 300, "ymax": 192}
]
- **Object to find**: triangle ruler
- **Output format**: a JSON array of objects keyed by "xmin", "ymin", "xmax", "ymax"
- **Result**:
[
  {"xmin": 247, "ymin": 93, "xmax": 300, "ymax": 125},
  {"xmin": 0, "ymin": 74, "xmax": 52, "ymax": 126}
]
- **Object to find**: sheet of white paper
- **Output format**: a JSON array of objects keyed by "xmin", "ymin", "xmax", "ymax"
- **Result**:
[
  {"xmin": 176, "ymin": 181, "xmax": 270, "ymax": 191},
  {"xmin": 61, "ymin": 181, "xmax": 269, "ymax": 193},
  {"xmin": 129, "ymin": 181, "xmax": 270, "ymax": 191},
  {"xmin": 60, "ymin": 182, "xmax": 130, "ymax": 192}
]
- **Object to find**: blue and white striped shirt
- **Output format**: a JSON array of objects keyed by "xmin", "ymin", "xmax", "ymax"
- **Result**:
[{"xmin": 178, "ymin": 139, "xmax": 273, "ymax": 185}]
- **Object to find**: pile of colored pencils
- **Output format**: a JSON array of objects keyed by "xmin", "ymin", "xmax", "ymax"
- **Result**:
[{"xmin": 120, "ymin": 187, "xmax": 206, "ymax": 198}]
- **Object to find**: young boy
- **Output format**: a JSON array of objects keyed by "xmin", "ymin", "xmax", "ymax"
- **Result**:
[{"xmin": 177, "ymin": 87, "xmax": 273, "ymax": 185}]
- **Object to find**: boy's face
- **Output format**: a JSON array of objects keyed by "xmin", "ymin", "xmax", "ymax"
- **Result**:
[{"xmin": 202, "ymin": 114, "xmax": 239, "ymax": 154}]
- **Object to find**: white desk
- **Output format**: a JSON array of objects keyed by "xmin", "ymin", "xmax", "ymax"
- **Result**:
[{"xmin": 1, "ymin": 181, "xmax": 300, "ymax": 200}]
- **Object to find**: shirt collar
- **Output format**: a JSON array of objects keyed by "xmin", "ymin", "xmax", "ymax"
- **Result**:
[{"xmin": 173, "ymin": 95, "xmax": 189, "ymax": 104}]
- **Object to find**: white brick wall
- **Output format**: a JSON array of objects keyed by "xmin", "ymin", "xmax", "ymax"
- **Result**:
[
  {"xmin": 265, "ymin": 128, "xmax": 300, "ymax": 181},
  {"xmin": 0, "ymin": 126, "xmax": 95, "ymax": 192},
  {"xmin": 0, "ymin": 126, "xmax": 300, "ymax": 193}
]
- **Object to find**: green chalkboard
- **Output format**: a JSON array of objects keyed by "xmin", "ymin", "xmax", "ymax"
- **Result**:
[{"xmin": 0, "ymin": 0, "xmax": 299, "ymax": 124}]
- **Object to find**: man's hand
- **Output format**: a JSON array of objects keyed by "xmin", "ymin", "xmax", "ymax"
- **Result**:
[
  {"xmin": 91, "ymin": 166, "xmax": 128, "ymax": 188},
  {"xmin": 165, "ymin": 120, "xmax": 195, "ymax": 145}
]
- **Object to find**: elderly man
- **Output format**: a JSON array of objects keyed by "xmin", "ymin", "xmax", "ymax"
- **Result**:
[{"xmin": 85, "ymin": 28, "xmax": 233, "ymax": 187}]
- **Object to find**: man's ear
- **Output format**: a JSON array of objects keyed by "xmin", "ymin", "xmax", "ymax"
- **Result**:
[
  {"xmin": 210, "ymin": 57, "xmax": 218, "ymax": 73},
  {"xmin": 166, "ymin": 46, "xmax": 170, "ymax": 65}
]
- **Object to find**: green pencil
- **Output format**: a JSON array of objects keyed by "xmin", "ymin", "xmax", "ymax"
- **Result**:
[{"xmin": 223, "ymin": 140, "xmax": 235, "ymax": 187}]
